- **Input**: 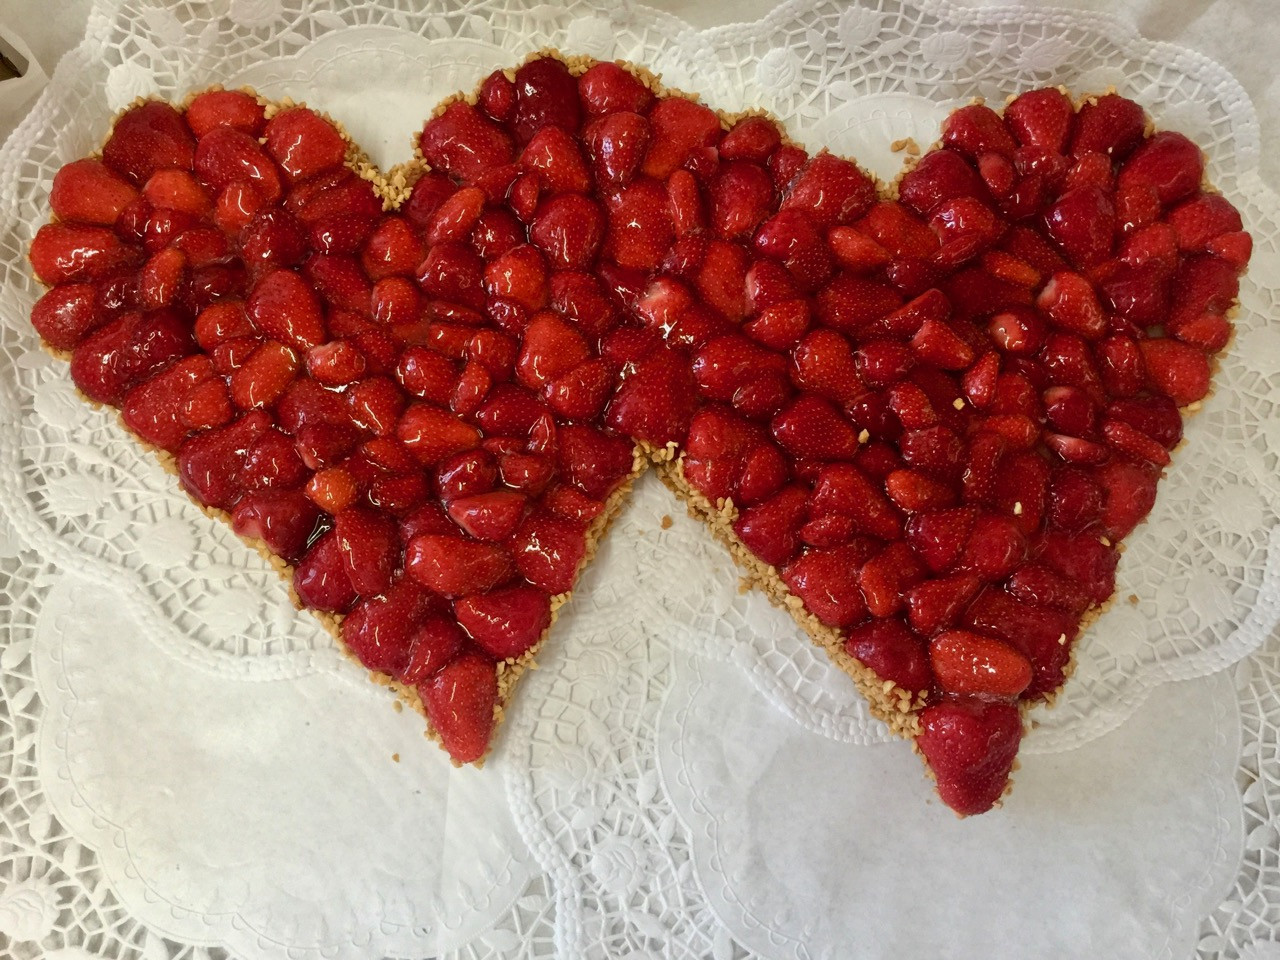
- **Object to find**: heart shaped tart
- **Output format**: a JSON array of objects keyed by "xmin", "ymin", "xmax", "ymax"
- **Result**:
[{"xmin": 27, "ymin": 53, "xmax": 1251, "ymax": 815}]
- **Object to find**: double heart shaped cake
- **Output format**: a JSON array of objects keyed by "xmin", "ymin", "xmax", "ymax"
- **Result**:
[{"xmin": 26, "ymin": 52, "xmax": 1251, "ymax": 815}]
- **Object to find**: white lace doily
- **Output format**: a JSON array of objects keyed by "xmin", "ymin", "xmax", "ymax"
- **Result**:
[{"xmin": 1, "ymin": 1, "xmax": 1278, "ymax": 958}]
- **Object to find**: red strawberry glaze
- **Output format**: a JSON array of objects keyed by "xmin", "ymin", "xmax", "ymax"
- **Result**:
[{"xmin": 28, "ymin": 64, "xmax": 1250, "ymax": 813}]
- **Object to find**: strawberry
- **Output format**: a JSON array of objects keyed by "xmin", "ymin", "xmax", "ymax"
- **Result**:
[
  {"xmin": 246, "ymin": 269, "xmax": 326, "ymax": 349},
  {"xmin": 884, "ymin": 468, "xmax": 956, "ymax": 512},
  {"xmin": 942, "ymin": 104, "xmax": 1017, "ymax": 158},
  {"xmin": 854, "ymin": 342, "xmax": 914, "ymax": 392},
  {"xmin": 917, "ymin": 699, "xmax": 1022, "ymax": 816},
  {"xmin": 744, "ymin": 299, "xmax": 810, "ymax": 351},
  {"xmin": 768, "ymin": 144, "xmax": 808, "ymax": 191},
  {"xmin": 436, "ymin": 450, "xmax": 498, "ymax": 500},
  {"xmin": 398, "ymin": 616, "xmax": 466, "ymax": 685},
  {"xmin": 484, "ymin": 244, "xmax": 550, "ymax": 310},
  {"xmin": 422, "ymin": 185, "xmax": 484, "ymax": 245},
  {"xmin": 603, "ymin": 177, "xmax": 675, "ymax": 271},
  {"xmin": 1206, "ymin": 231, "xmax": 1252, "ymax": 270},
  {"xmin": 1003, "ymin": 88, "xmax": 1074, "ymax": 152},
  {"xmin": 1101, "ymin": 417, "xmax": 1171, "ymax": 466},
  {"xmin": 791, "ymin": 329, "xmax": 861, "ymax": 404},
  {"xmin": 1070, "ymin": 93, "xmax": 1146, "ymax": 159},
  {"xmin": 419, "ymin": 101, "xmax": 514, "ymax": 182},
  {"xmin": 120, "ymin": 354, "xmax": 211, "ymax": 452},
  {"xmin": 370, "ymin": 474, "xmax": 427, "ymax": 520},
  {"xmin": 858, "ymin": 541, "xmax": 925, "ymax": 617},
  {"xmin": 1045, "ymin": 186, "xmax": 1115, "ymax": 269},
  {"xmin": 1117, "ymin": 131, "xmax": 1204, "ymax": 206},
  {"xmin": 578, "ymin": 62, "xmax": 653, "ymax": 116},
  {"xmin": 1096, "ymin": 459, "xmax": 1159, "ymax": 539},
  {"xmin": 583, "ymin": 111, "xmax": 651, "ymax": 188},
  {"xmin": 1046, "ymin": 467, "xmax": 1103, "ymax": 532},
  {"xmin": 30, "ymin": 223, "xmax": 140, "ymax": 285},
  {"xmin": 844, "ymin": 619, "xmax": 931, "ymax": 693},
  {"xmin": 814, "ymin": 273, "xmax": 903, "ymax": 336},
  {"xmin": 905, "ymin": 574, "xmax": 980, "ymax": 636},
  {"xmin": 397, "ymin": 403, "xmax": 481, "ymax": 465},
  {"xmin": 260, "ymin": 106, "xmax": 346, "ymax": 183},
  {"xmin": 1167, "ymin": 255, "xmax": 1240, "ymax": 329},
  {"xmin": 545, "ymin": 358, "xmax": 615, "ymax": 421},
  {"xmin": 987, "ymin": 307, "xmax": 1047, "ymax": 356},
  {"xmin": 333, "ymin": 507, "xmax": 400, "ymax": 596},
  {"xmin": 961, "ymin": 352, "xmax": 1000, "ymax": 409},
  {"xmin": 929, "ymin": 195, "xmax": 1005, "ymax": 267},
  {"xmin": 361, "ymin": 215, "xmax": 424, "ymax": 281},
  {"xmin": 340, "ymin": 576, "xmax": 430, "ymax": 674},
  {"xmin": 771, "ymin": 394, "xmax": 860, "ymax": 461},
  {"xmin": 1096, "ymin": 333, "xmax": 1146, "ymax": 397},
  {"xmin": 520, "ymin": 125, "xmax": 590, "ymax": 193},
  {"xmin": 180, "ymin": 379, "xmax": 233, "ymax": 431},
  {"xmin": 30, "ymin": 283, "xmax": 104, "ymax": 350},
  {"xmin": 910, "ymin": 317, "xmax": 975, "ymax": 370},
  {"xmin": 70, "ymin": 308, "xmax": 193, "ymax": 404},
  {"xmin": 101, "ymin": 101, "xmax": 195, "ymax": 184},
  {"xmin": 898, "ymin": 149, "xmax": 989, "ymax": 217},
  {"xmin": 230, "ymin": 489, "xmax": 322, "ymax": 562},
  {"xmin": 292, "ymin": 529, "xmax": 358, "ymax": 612},
  {"xmin": 827, "ymin": 225, "xmax": 892, "ymax": 272},
  {"xmin": 733, "ymin": 484, "xmax": 808, "ymax": 567},
  {"xmin": 1139, "ymin": 338, "xmax": 1211, "ymax": 406},
  {"xmin": 692, "ymin": 335, "xmax": 784, "ymax": 402},
  {"xmin": 781, "ymin": 153, "xmax": 876, "ymax": 226},
  {"xmin": 1036, "ymin": 532, "xmax": 1117, "ymax": 604},
  {"xmin": 511, "ymin": 56, "xmax": 581, "ymax": 143},
  {"xmin": 780, "ymin": 544, "xmax": 869, "ymax": 628},
  {"xmin": 556, "ymin": 423, "xmax": 634, "ymax": 499},
  {"xmin": 185, "ymin": 89, "xmax": 265, "ymax": 138},
  {"xmin": 194, "ymin": 126, "xmax": 281, "ymax": 202},
  {"xmin": 406, "ymin": 533, "xmax": 513, "ymax": 597},
  {"xmin": 50, "ymin": 158, "xmax": 139, "ymax": 225},
  {"xmin": 499, "ymin": 452, "xmax": 555, "ymax": 495},
  {"xmin": 930, "ymin": 628, "xmax": 1031, "ymax": 697},
  {"xmin": 711, "ymin": 160, "xmax": 776, "ymax": 239},
  {"xmin": 529, "ymin": 193, "xmax": 605, "ymax": 270},
  {"xmin": 905, "ymin": 506, "xmax": 976, "ymax": 573},
  {"xmin": 1006, "ymin": 564, "xmax": 1088, "ymax": 614},
  {"xmin": 641, "ymin": 97, "xmax": 721, "ymax": 179},
  {"xmin": 305, "ymin": 466, "xmax": 358, "ymax": 513},
  {"xmin": 421, "ymin": 651, "xmax": 498, "ymax": 764},
  {"xmin": 1166, "ymin": 193, "xmax": 1243, "ymax": 252},
  {"xmin": 1105, "ymin": 395, "xmax": 1182, "ymax": 449},
  {"xmin": 447, "ymin": 491, "xmax": 527, "ymax": 542},
  {"xmin": 456, "ymin": 585, "xmax": 551, "ymax": 660},
  {"xmin": 810, "ymin": 462, "xmax": 902, "ymax": 541},
  {"xmin": 606, "ymin": 348, "xmax": 699, "ymax": 445},
  {"xmin": 886, "ymin": 382, "xmax": 937, "ymax": 430},
  {"xmin": 230, "ymin": 340, "xmax": 298, "ymax": 410},
  {"xmin": 142, "ymin": 168, "xmax": 212, "ymax": 217},
  {"xmin": 516, "ymin": 310, "xmax": 591, "ymax": 389},
  {"xmin": 511, "ymin": 510, "xmax": 587, "ymax": 594},
  {"xmin": 753, "ymin": 209, "xmax": 833, "ymax": 290},
  {"xmin": 478, "ymin": 70, "xmax": 517, "ymax": 121}
]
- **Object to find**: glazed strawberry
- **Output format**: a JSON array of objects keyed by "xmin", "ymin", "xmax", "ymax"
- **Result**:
[
  {"xmin": 120, "ymin": 355, "xmax": 211, "ymax": 452},
  {"xmin": 50, "ymin": 158, "xmax": 139, "ymax": 225},
  {"xmin": 1139, "ymin": 338, "xmax": 1211, "ymax": 405},
  {"xmin": 511, "ymin": 56, "xmax": 581, "ymax": 143},
  {"xmin": 1036, "ymin": 532, "xmax": 1118, "ymax": 605},
  {"xmin": 245, "ymin": 268, "xmax": 326, "ymax": 349},
  {"xmin": 930, "ymin": 629, "xmax": 1032, "ymax": 698},
  {"xmin": 733, "ymin": 485, "xmax": 808, "ymax": 567},
  {"xmin": 917, "ymin": 700, "xmax": 1022, "ymax": 816},
  {"xmin": 1004, "ymin": 88, "xmax": 1074, "ymax": 152},
  {"xmin": 101, "ymin": 101, "xmax": 195, "ymax": 185},
  {"xmin": 264, "ymin": 107, "xmax": 347, "ymax": 181},
  {"xmin": 420, "ymin": 101, "xmax": 514, "ymax": 182},
  {"xmin": 606, "ymin": 348, "xmax": 699, "ymax": 445},
  {"xmin": 858, "ymin": 541, "xmax": 925, "ymax": 617},
  {"xmin": 397, "ymin": 403, "xmax": 481, "ymax": 465},
  {"xmin": 30, "ymin": 223, "xmax": 141, "ymax": 285},
  {"xmin": 447, "ymin": 491, "xmax": 527, "ymax": 541},
  {"xmin": 1096, "ymin": 459, "xmax": 1159, "ymax": 539},
  {"xmin": 905, "ymin": 574, "xmax": 980, "ymax": 636},
  {"xmin": 30, "ymin": 284, "xmax": 102, "ymax": 350},
  {"xmin": 185, "ymin": 89, "xmax": 266, "ymax": 138},
  {"xmin": 194, "ymin": 126, "xmax": 281, "ymax": 202},
  {"xmin": 963, "ymin": 588, "xmax": 1077, "ymax": 696},
  {"xmin": 230, "ymin": 488, "xmax": 321, "ymax": 562},
  {"xmin": 781, "ymin": 153, "xmax": 875, "ymax": 226},
  {"xmin": 771, "ymin": 394, "xmax": 860, "ymax": 461},
  {"xmin": 436, "ymin": 450, "xmax": 498, "ymax": 500},
  {"xmin": 1118, "ymin": 131, "xmax": 1204, "ymax": 205},
  {"xmin": 70, "ymin": 308, "xmax": 194, "ymax": 404},
  {"xmin": 333, "ymin": 507, "xmax": 400, "ymax": 596},
  {"xmin": 780, "ymin": 544, "xmax": 869, "ymax": 628},
  {"xmin": 1071, "ymin": 93, "xmax": 1146, "ymax": 159},
  {"xmin": 456, "ymin": 584, "xmax": 551, "ymax": 661},
  {"xmin": 510, "ymin": 510, "xmax": 587, "ymax": 594},
  {"xmin": 1045, "ymin": 186, "xmax": 1115, "ymax": 268},
  {"xmin": 406, "ymin": 533, "xmax": 513, "ymax": 597},
  {"xmin": 341, "ymin": 577, "xmax": 429, "ymax": 674},
  {"xmin": 640, "ymin": 97, "xmax": 721, "ymax": 179},
  {"xmin": 529, "ymin": 193, "xmax": 605, "ymax": 269},
  {"xmin": 421, "ymin": 651, "xmax": 498, "ymax": 764},
  {"xmin": 1005, "ymin": 564, "xmax": 1088, "ymax": 614},
  {"xmin": 577, "ymin": 61, "xmax": 654, "ymax": 116},
  {"xmin": 844, "ymin": 619, "xmax": 930, "ymax": 693},
  {"xmin": 292, "ymin": 528, "xmax": 359, "ymax": 612},
  {"xmin": 604, "ymin": 178, "xmax": 675, "ymax": 271},
  {"xmin": 230, "ymin": 340, "xmax": 298, "ymax": 410}
]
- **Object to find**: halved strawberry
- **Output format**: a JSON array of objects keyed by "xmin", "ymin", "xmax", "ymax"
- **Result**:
[
  {"xmin": 293, "ymin": 528, "xmax": 358, "ymax": 613},
  {"xmin": 456, "ymin": 585, "xmax": 551, "ymax": 660},
  {"xmin": 341, "ymin": 577, "xmax": 430, "ymax": 674}
]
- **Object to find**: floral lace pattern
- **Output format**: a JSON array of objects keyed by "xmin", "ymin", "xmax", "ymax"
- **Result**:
[{"xmin": 0, "ymin": 0, "xmax": 1278, "ymax": 957}]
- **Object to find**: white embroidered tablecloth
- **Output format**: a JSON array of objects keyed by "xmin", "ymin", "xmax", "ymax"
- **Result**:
[{"xmin": 0, "ymin": 2, "xmax": 1279, "ymax": 958}]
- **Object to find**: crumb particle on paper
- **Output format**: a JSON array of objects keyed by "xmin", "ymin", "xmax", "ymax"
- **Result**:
[
  {"xmin": 1128, "ymin": 594, "xmax": 1139, "ymax": 605},
  {"xmin": 392, "ymin": 753, "xmax": 400, "ymax": 763},
  {"xmin": 890, "ymin": 137, "xmax": 920, "ymax": 155},
  {"xmin": 392, "ymin": 700, "xmax": 403, "ymax": 713},
  {"xmin": 661, "ymin": 514, "xmax": 673, "ymax": 529}
]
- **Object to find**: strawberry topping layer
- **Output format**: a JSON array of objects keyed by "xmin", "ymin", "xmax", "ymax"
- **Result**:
[{"xmin": 28, "ymin": 63, "xmax": 1250, "ymax": 815}]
